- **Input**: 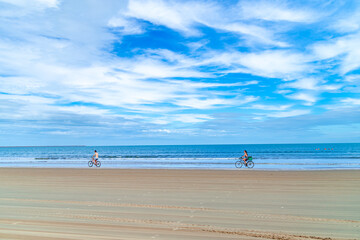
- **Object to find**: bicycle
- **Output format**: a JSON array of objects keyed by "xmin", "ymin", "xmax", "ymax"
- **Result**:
[
  {"xmin": 235, "ymin": 156, "xmax": 254, "ymax": 168},
  {"xmin": 88, "ymin": 158, "xmax": 101, "ymax": 167}
]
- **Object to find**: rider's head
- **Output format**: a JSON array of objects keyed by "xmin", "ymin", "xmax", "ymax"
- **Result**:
[{"xmin": 95, "ymin": 150, "xmax": 97, "ymax": 152}]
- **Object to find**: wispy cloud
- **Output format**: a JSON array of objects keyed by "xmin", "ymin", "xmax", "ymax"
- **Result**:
[
  {"xmin": 287, "ymin": 92, "xmax": 318, "ymax": 106},
  {"xmin": 281, "ymin": 78, "xmax": 342, "ymax": 91},
  {"xmin": 268, "ymin": 109, "xmax": 311, "ymax": 118},
  {"xmin": 0, "ymin": 0, "xmax": 359, "ymax": 144},
  {"xmin": 331, "ymin": 6, "xmax": 360, "ymax": 33},
  {"xmin": 108, "ymin": 15, "xmax": 145, "ymax": 35},
  {"xmin": 239, "ymin": 1, "xmax": 317, "ymax": 23},
  {"xmin": 237, "ymin": 50, "xmax": 309, "ymax": 79},
  {"xmin": 312, "ymin": 32, "xmax": 360, "ymax": 74},
  {"xmin": 341, "ymin": 98, "xmax": 360, "ymax": 105},
  {"xmin": 0, "ymin": 0, "xmax": 59, "ymax": 13},
  {"xmin": 248, "ymin": 104, "xmax": 292, "ymax": 111},
  {"xmin": 118, "ymin": 0, "xmax": 289, "ymax": 46}
]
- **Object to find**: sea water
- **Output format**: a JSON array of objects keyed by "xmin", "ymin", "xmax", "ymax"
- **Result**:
[{"xmin": 0, "ymin": 143, "xmax": 359, "ymax": 170}]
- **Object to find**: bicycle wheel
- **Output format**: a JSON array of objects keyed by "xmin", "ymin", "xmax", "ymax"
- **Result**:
[
  {"xmin": 247, "ymin": 161, "xmax": 254, "ymax": 168},
  {"xmin": 88, "ymin": 161, "xmax": 93, "ymax": 167},
  {"xmin": 96, "ymin": 161, "xmax": 101, "ymax": 167},
  {"xmin": 235, "ymin": 161, "xmax": 243, "ymax": 168}
]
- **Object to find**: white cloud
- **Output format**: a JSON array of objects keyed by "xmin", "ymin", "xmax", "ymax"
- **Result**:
[
  {"xmin": 0, "ymin": 0, "xmax": 59, "ymax": 19},
  {"xmin": 345, "ymin": 74, "xmax": 360, "ymax": 82},
  {"xmin": 175, "ymin": 114, "xmax": 213, "ymax": 123},
  {"xmin": 0, "ymin": 53, "xmax": 253, "ymax": 117},
  {"xmin": 142, "ymin": 128, "xmax": 172, "ymax": 133},
  {"xmin": 312, "ymin": 32, "xmax": 360, "ymax": 74},
  {"xmin": 46, "ymin": 130, "xmax": 73, "ymax": 135},
  {"xmin": 150, "ymin": 114, "xmax": 213, "ymax": 124},
  {"xmin": 0, "ymin": 93, "xmax": 117, "ymax": 121},
  {"xmin": 341, "ymin": 98, "xmax": 360, "ymax": 105},
  {"xmin": 1, "ymin": 0, "xmax": 359, "ymax": 144},
  {"xmin": 0, "ymin": 76, "xmax": 44, "ymax": 94},
  {"xmin": 173, "ymin": 97, "xmax": 234, "ymax": 110},
  {"xmin": 238, "ymin": 50, "xmax": 309, "ymax": 79},
  {"xmin": 249, "ymin": 104, "xmax": 292, "ymax": 111},
  {"xmin": 323, "ymin": 97, "xmax": 360, "ymax": 110},
  {"xmin": 282, "ymin": 78, "xmax": 319, "ymax": 90},
  {"xmin": 57, "ymin": 106, "xmax": 111, "ymax": 115},
  {"xmin": 281, "ymin": 78, "xmax": 342, "ymax": 91},
  {"xmin": 186, "ymin": 49, "xmax": 309, "ymax": 80},
  {"xmin": 332, "ymin": 9, "xmax": 360, "ymax": 33},
  {"xmin": 122, "ymin": 0, "xmax": 288, "ymax": 46},
  {"xmin": 269, "ymin": 109, "xmax": 311, "ymax": 118},
  {"xmin": 218, "ymin": 23, "xmax": 288, "ymax": 47},
  {"xmin": 1, "ymin": 10, "xmax": 259, "ymax": 118},
  {"xmin": 276, "ymin": 89, "xmax": 293, "ymax": 95},
  {"xmin": 239, "ymin": 1, "xmax": 316, "ymax": 23},
  {"xmin": 253, "ymin": 108, "xmax": 311, "ymax": 119},
  {"xmin": 128, "ymin": 59, "xmax": 208, "ymax": 79},
  {"xmin": 0, "ymin": 0, "xmax": 59, "ymax": 10},
  {"xmin": 287, "ymin": 92, "xmax": 318, "ymax": 105},
  {"xmin": 0, "ymin": 94, "xmax": 55, "ymax": 105},
  {"xmin": 127, "ymin": 0, "xmax": 200, "ymax": 35},
  {"xmin": 169, "ymin": 80, "xmax": 259, "ymax": 89},
  {"xmin": 108, "ymin": 16, "xmax": 144, "ymax": 35}
]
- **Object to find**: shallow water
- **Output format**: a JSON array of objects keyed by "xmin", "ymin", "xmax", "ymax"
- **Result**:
[{"xmin": 0, "ymin": 143, "xmax": 359, "ymax": 170}]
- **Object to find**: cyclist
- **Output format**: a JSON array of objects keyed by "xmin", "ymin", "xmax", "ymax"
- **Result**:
[
  {"xmin": 241, "ymin": 150, "xmax": 248, "ymax": 164},
  {"xmin": 92, "ymin": 150, "xmax": 99, "ymax": 165}
]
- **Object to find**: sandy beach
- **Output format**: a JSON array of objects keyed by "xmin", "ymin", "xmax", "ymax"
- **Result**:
[{"xmin": 0, "ymin": 168, "xmax": 359, "ymax": 240}]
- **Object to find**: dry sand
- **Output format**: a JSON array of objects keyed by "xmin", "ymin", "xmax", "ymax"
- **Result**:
[{"xmin": 0, "ymin": 168, "xmax": 359, "ymax": 240}]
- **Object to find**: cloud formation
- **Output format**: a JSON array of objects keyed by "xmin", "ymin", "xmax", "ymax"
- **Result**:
[{"xmin": 0, "ymin": 0, "xmax": 359, "ymax": 145}]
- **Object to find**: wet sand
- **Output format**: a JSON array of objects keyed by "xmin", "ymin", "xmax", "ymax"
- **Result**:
[{"xmin": 0, "ymin": 168, "xmax": 359, "ymax": 240}]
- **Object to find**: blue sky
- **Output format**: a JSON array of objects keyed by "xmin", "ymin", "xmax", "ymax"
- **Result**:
[{"xmin": 0, "ymin": 0, "xmax": 359, "ymax": 146}]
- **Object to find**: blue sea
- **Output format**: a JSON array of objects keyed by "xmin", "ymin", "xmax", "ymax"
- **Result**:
[{"xmin": 0, "ymin": 143, "xmax": 359, "ymax": 170}]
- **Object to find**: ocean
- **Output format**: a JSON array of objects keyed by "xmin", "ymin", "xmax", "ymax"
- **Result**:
[{"xmin": 0, "ymin": 143, "xmax": 359, "ymax": 170}]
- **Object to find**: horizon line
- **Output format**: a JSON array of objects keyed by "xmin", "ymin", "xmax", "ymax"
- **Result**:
[{"xmin": 0, "ymin": 142, "xmax": 358, "ymax": 148}]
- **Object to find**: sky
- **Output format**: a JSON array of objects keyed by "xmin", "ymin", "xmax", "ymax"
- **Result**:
[{"xmin": 0, "ymin": 0, "xmax": 359, "ymax": 146}]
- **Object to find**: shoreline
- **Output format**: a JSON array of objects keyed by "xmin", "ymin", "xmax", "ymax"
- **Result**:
[
  {"xmin": 0, "ymin": 168, "xmax": 359, "ymax": 239},
  {"xmin": 1, "ymin": 166, "xmax": 360, "ymax": 170},
  {"xmin": 1, "ymin": 165, "xmax": 360, "ymax": 171},
  {"xmin": 2, "ymin": 158, "xmax": 360, "ymax": 171}
]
